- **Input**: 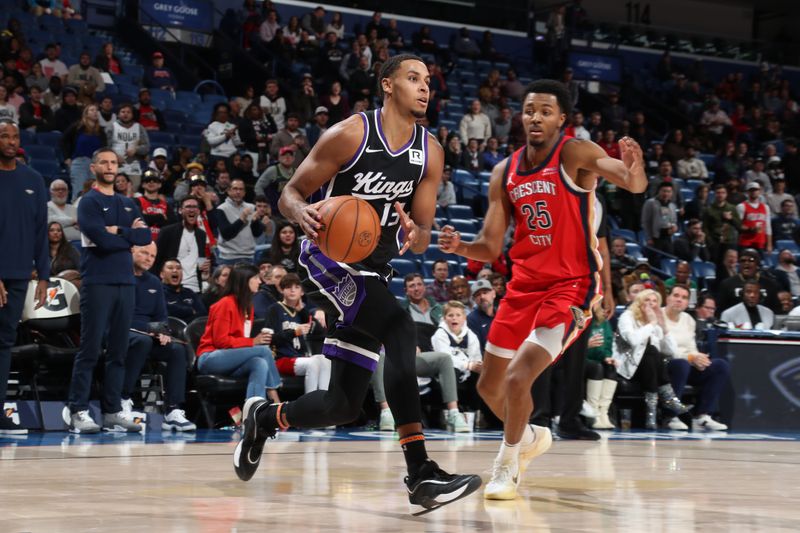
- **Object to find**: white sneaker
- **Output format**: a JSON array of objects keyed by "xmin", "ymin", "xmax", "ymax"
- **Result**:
[
  {"xmin": 121, "ymin": 398, "xmax": 134, "ymax": 416},
  {"xmin": 666, "ymin": 417, "xmax": 689, "ymax": 430},
  {"xmin": 69, "ymin": 410, "xmax": 101, "ymax": 434},
  {"xmin": 162, "ymin": 409, "xmax": 197, "ymax": 432},
  {"xmin": 446, "ymin": 410, "xmax": 471, "ymax": 433},
  {"xmin": 378, "ymin": 408, "xmax": 395, "ymax": 431},
  {"xmin": 692, "ymin": 414, "xmax": 728, "ymax": 431},
  {"xmin": 484, "ymin": 460, "xmax": 520, "ymax": 500},
  {"xmin": 519, "ymin": 425, "xmax": 552, "ymax": 474},
  {"xmin": 580, "ymin": 400, "xmax": 597, "ymax": 418}
]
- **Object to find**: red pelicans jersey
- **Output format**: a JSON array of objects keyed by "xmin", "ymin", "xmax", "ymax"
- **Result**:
[{"xmin": 504, "ymin": 135, "xmax": 602, "ymax": 283}]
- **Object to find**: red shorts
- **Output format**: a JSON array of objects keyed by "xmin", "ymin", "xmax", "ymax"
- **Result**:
[
  {"xmin": 486, "ymin": 273, "xmax": 602, "ymax": 361},
  {"xmin": 275, "ymin": 357, "xmax": 298, "ymax": 376}
]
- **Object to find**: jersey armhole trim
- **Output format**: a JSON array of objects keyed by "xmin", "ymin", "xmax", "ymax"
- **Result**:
[{"xmin": 339, "ymin": 112, "xmax": 369, "ymax": 173}]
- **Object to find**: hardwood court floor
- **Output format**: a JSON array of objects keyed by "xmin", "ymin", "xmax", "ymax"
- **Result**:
[{"xmin": 1, "ymin": 429, "xmax": 799, "ymax": 532}]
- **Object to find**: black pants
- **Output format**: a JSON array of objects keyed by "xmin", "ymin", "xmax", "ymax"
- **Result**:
[
  {"xmin": 585, "ymin": 360, "xmax": 618, "ymax": 380},
  {"xmin": 285, "ymin": 277, "xmax": 421, "ymax": 429},
  {"xmin": 631, "ymin": 344, "xmax": 669, "ymax": 393}
]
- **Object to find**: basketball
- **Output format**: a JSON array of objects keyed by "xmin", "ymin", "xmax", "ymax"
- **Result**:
[{"xmin": 317, "ymin": 196, "xmax": 381, "ymax": 263}]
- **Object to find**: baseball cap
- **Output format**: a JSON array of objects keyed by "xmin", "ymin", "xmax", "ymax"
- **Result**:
[
  {"xmin": 740, "ymin": 248, "xmax": 761, "ymax": 262},
  {"xmin": 471, "ymin": 279, "xmax": 493, "ymax": 297},
  {"xmin": 139, "ymin": 87, "xmax": 150, "ymax": 94},
  {"xmin": 189, "ymin": 174, "xmax": 207, "ymax": 186},
  {"xmin": 279, "ymin": 146, "xmax": 295, "ymax": 156},
  {"xmin": 152, "ymin": 147, "xmax": 167, "ymax": 159},
  {"xmin": 152, "ymin": 51, "xmax": 164, "ymax": 59},
  {"xmin": 746, "ymin": 182, "xmax": 761, "ymax": 191},
  {"xmin": 142, "ymin": 170, "xmax": 162, "ymax": 182},
  {"xmin": 314, "ymin": 106, "xmax": 329, "ymax": 115},
  {"xmin": 185, "ymin": 161, "xmax": 204, "ymax": 172},
  {"xmin": 62, "ymin": 86, "xmax": 78, "ymax": 96}
]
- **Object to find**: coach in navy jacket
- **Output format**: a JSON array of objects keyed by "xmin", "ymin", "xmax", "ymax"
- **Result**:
[
  {"xmin": 66, "ymin": 147, "xmax": 152, "ymax": 432},
  {"xmin": 0, "ymin": 120, "xmax": 49, "ymax": 434}
]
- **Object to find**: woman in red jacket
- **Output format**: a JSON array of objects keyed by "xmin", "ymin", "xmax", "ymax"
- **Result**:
[{"xmin": 196, "ymin": 263, "xmax": 281, "ymax": 402}]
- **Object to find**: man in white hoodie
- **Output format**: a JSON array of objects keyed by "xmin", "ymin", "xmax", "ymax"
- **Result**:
[{"xmin": 107, "ymin": 103, "xmax": 150, "ymax": 192}]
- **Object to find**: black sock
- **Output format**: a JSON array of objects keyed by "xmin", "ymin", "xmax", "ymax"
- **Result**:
[
  {"xmin": 400, "ymin": 433, "xmax": 429, "ymax": 477},
  {"xmin": 256, "ymin": 403, "xmax": 280, "ymax": 430}
]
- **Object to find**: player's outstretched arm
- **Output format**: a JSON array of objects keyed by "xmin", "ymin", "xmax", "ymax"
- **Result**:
[
  {"xmin": 279, "ymin": 114, "xmax": 366, "ymax": 240},
  {"xmin": 439, "ymin": 159, "xmax": 511, "ymax": 262},
  {"xmin": 564, "ymin": 136, "xmax": 648, "ymax": 193}
]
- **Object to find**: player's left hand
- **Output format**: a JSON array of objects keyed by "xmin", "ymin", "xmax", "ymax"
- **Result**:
[
  {"xmin": 33, "ymin": 279, "xmax": 49, "ymax": 310},
  {"xmin": 619, "ymin": 136, "xmax": 645, "ymax": 179},
  {"xmin": 394, "ymin": 201, "xmax": 419, "ymax": 255}
]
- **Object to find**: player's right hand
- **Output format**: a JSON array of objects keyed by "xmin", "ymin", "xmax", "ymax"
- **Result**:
[
  {"xmin": 299, "ymin": 200, "xmax": 325, "ymax": 242},
  {"xmin": 438, "ymin": 224, "xmax": 461, "ymax": 254}
]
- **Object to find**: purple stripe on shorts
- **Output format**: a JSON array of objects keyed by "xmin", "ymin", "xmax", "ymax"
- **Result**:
[
  {"xmin": 322, "ymin": 343, "xmax": 378, "ymax": 372},
  {"xmin": 299, "ymin": 240, "xmax": 366, "ymax": 325}
]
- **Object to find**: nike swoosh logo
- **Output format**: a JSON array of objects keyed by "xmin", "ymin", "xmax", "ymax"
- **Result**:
[{"xmin": 365, "ymin": 147, "xmax": 383, "ymax": 153}]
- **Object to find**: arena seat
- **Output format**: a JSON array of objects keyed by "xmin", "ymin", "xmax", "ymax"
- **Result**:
[
  {"xmin": 447, "ymin": 204, "xmax": 474, "ymax": 219},
  {"xmin": 389, "ymin": 258, "xmax": 419, "ymax": 277}
]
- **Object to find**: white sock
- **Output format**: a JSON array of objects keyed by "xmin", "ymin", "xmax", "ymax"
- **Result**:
[
  {"xmin": 447, "ymin": 408, "xmax": 460, "ymax": 418},
  {"xmin": 381, "ymin": 408, "xmax": 391, "ymax": 415},
  {"xmin": 497, "ymin": 440, "xmax": 520, "ymax": 465},
  {"xmin": 521, "ymin": 424, "xmax": 535, "ymax": 447}
]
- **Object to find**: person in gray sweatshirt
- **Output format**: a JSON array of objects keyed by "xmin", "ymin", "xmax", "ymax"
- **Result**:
[{"xmin": 215, "ymin": 178, "xmax": 267, "ymax": 264}]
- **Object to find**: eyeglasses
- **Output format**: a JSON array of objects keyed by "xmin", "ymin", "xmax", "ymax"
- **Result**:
[
  {"xmin": 701, "ymin": 305, "xmax": 717, "ymax": 312},
  {"xmin": 740, "ymin": 257, "xmax": 757, "ymax": 263}
]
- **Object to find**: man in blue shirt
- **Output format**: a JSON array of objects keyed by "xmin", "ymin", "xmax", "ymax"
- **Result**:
[
  {"xmin": 67, "ymin": 147, "xmax": 152, "ymax": 433},
  {"xmin": 0, "ymin": 120, "xmax": 49, "ymax": 434},
  {"xmin": 123, "ymin": 243, "xmax": 195, "ymax": 431},
  {"xmin": 160, "ymin": 258, "xmax": 206, "ymax": 323},
  {"xmin": 466, "ymin": 279, "xmax": 495, "ymax": 353}
]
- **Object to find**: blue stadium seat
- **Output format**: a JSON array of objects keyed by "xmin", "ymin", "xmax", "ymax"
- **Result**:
[
  {"xmin": 447, "ymin": 204, "xmax": 474, "ymax": 219},
  {"xmin": 424, "ymin": 244, "xmax": 450, "ymax": 261},
  {"xmin": 625, "ymin": 243, "xmax": 644, "ymax": 259},
  {"xmin": 389, "ymin": 278, "xmax": 406, "ymax": 298},
  {"xmin": 681, "ymin": 188, "xmax": 695, "ymax": 202},
  {"xmin": 29, "ymin": 159, "xmax": 60, "ymax": 178},
  {"xmin": 125, "ymin": 65, "xmax": 145, "ymax": 81},
  {"xmin": 452, "ymin": 169, "xmax": 474, "ymax": 185},
  {"xmin": 480, "ymin": 181, "xmax": 489, "ymax": 198},
  {"xmin": 692, "ymin": 261, "xmax": 716, "ymax": 279},
  {"xmin": 478, "ymin": 170, "xmax": 491, "ymax": 182},
  {"xmin": 611, "ymin": 228, "xmax": 637, "ymax": 242},
  {"xmin": 25, "ymin": 145, "xmax": 57, "ymax": 160},
  {"xmin": 35, "ymin": 131, "xmax": 62, "ymax": 146},
  {"xmin": 148, "ymin": 131, "xmax": 176, "ymax": 146},
  {"xmin": 661, "ymin": 258, "xmax": 677, "ymax": 277},
  {"xmin": 429, "ymin": 231, "xmax": 439, "ymax": 244},
  {"xmin": 165, "ymin": 99, "xmax": 195, "ymax": 114},
  {"xmin": 698, "ymin": 153, "xmax": 715, "ymax": 166},
  {"xmin": 161, "ymin": 109, "xmax": 188, "ymax": 124},
  {"xmin": 449, "ymin": 218, "xmax": 479, "ymax": 234},
  {"xmin": 176, "ymin": 90, "xmax": 202, "ymax": 104},
  {"xmin": 149, "ymin": 88, "xmax": 173, "ymax": 103},
  {"xmin": 19, "ymin": 129, "xmax": 35, "ymax": 146},
  {"xmin": 390, "ymin": 258, "xmax": 419, "ymax": 277},
  {"xmin": 776, "ymin": 240, "xmax": 800, "ymax": 253},
  {"xmin": 178, "ymin": 134, "xmax": 203, "ymax": 151},
  {"xmin": 202, "ymin": 94, "xmax": 228, "ymax": 105}
]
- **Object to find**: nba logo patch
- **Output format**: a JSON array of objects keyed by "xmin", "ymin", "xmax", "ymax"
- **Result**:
[{"xmin": 408, "ymin": 149, "xmax": 423, "ymax": 166}]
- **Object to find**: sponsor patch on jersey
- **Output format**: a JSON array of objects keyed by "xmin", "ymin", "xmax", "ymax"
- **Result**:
[{"xmin": 408, "ymin": 149, "xmax": 424, "ymax": 166}]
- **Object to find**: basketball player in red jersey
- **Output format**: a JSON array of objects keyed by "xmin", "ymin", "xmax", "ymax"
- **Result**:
[{"xmin": 440, "ymin": 80, "xmax": 647, "ymax": 499}]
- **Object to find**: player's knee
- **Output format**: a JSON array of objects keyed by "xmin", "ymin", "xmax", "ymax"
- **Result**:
[{"xmin": 504, "ymin": 367, "xmax": 534, "ymax": 394}]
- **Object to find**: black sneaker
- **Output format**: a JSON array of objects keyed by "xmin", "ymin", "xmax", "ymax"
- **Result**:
[
  {"xmin": 0, "ymin": 414, "xmax": 27, "ymax": 435},
  {"xmin": 405, "ymin": 460, "xmax": 482, "ymax": 515},
  {"xmin": 233, "ymin": 397, "xmax": 277, "ymax": 481}
]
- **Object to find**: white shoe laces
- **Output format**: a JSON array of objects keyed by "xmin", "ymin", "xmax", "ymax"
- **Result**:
[{"xmin": 489, "ymin": 461, "xmax": 517, "ymax": 486}]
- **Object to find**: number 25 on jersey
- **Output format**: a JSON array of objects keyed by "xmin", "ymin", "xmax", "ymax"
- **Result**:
[{"xmin": 521, "ymin": 201, "xmax": 552, "ymax": 231}]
